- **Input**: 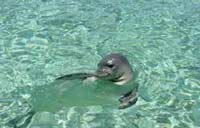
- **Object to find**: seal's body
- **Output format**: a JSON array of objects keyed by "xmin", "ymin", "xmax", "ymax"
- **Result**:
[
  {"xmin": 55, "ymin": 53, "xmax": 138, "ymax": 108},
  {"xmin": 7, "ymin": 53, "xmax": 138, "ymax": 128}
]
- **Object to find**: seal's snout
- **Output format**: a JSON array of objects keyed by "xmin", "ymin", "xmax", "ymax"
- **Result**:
[{"xmin": 96, "ymin": 67, "xmax": 112, "ymax": 77}]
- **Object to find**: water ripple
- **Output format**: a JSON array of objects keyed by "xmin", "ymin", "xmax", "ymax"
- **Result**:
[{"xmin": 0, "ymin": 0, "xmax": 200, "ymax": 127}]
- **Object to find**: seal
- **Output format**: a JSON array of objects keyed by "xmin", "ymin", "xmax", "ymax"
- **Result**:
[
  {"xmin": 7, "ymin": 53, "xmax": 138, "ymax": 128},
  {"xmin": 56, "ymin": 53, "xmax": 138, "ymax": 109}
]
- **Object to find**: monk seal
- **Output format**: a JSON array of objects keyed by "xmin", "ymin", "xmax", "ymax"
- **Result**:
[
  {"xmin": 7, "ymin": 53, "xmax": 138, "ymax": 127},
  {"xmin": 56, "ymin": 53, "xmax": 138, "ymax": 108}
]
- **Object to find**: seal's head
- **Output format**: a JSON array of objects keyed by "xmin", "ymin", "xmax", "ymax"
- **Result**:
[{"xmin": 96, "ymin": 53, "xmax": 133, "ymax": 85}]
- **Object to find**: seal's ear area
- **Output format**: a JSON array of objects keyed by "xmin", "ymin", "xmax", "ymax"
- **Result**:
[{"xmin": 55, "ymin": 73, "xmax": 96, "ymax": 81}]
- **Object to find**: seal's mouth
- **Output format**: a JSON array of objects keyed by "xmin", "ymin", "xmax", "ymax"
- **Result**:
[
  {"xmin": 96, "ymin": 68, "xmax": 124, "ymax": 83},
  {"xmin": 96, "ymin": 71, "xmax": 110, "ymax": 77},
  {"xmin": 95, "ymin": 67, "xmax": 112, "ymax": 78}
]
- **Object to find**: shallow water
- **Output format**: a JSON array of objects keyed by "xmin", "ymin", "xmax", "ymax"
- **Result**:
[{"xmin": 0, "ymin": 0, "xmax": 200, "ymax": 127}]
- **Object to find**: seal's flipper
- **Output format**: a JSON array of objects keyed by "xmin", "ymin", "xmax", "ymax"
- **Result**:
[
  {"xmin": 55, "ymin": 73, "xmax": 96, "ymax": 81},
  {"xmin": 118, "ymin": 90, "xmax": 133, "ymax": 102},
  {"xmin": 118, "ymin": 91, "xmax": 138, "ymax": 109}
]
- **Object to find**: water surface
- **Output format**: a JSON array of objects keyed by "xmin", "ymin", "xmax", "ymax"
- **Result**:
[{"xmin": 0, "ymin": 0, "xmax": 200, "ymax": 127}]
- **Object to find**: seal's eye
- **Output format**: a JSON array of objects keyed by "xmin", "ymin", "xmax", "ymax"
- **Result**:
[
  {"xmin": 106, "ymin": 59, "xmax": 115, "ymax": 68},
  {"xmin": 106, "ymin": 63, "xmax": 114, "ymax": 68}
]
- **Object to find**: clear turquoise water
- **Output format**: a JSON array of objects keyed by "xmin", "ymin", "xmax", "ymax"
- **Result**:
[{"xmin": 0, "ymin": 0, "xmax": 200, "ymax": 127}]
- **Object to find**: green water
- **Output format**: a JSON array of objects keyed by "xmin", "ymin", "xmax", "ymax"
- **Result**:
[{"xmin": 0, "ymin": 0, "xmax": 200, "ymax": 127}]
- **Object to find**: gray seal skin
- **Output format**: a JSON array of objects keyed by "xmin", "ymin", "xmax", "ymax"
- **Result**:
[{"xmin": 7, "ymin": 53, "xmax": 138, "ymax": 127}]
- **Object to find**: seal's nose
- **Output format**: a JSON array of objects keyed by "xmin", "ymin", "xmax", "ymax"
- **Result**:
[{"xmin": 96, "ymin": 67, "xmax": 112, "ymax": 77}]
